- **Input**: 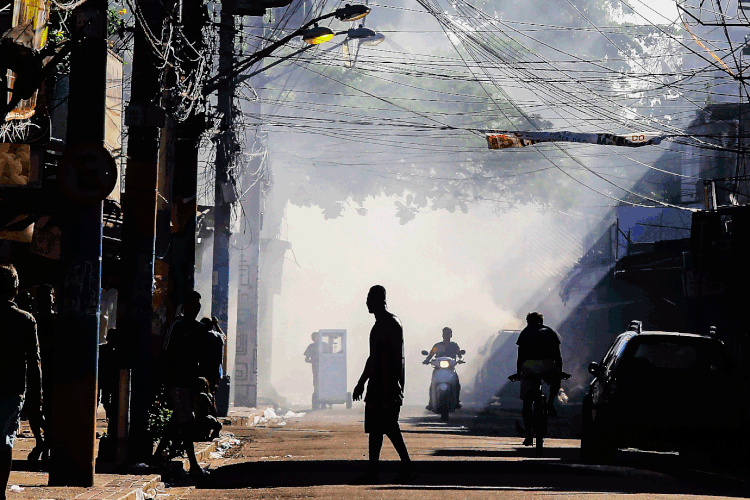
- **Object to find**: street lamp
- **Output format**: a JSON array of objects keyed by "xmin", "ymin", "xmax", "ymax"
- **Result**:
[
  {"xmin": 303, "ymin": 26, "xmax": 336, "ymax": 45},
  {"xmin": 202, "ymin": 4, "xmax": 374, "ymax": 95},
  {"xmin": 360, "ymin": 33, "xmax": 385, "ymax": 46},
  {"xmin": 345, "ymin": 26, "xmax": 385, "ymax": 46},
  {"xmin": 303, "ymin": 25, "xmax": 385, "ymax": 46},
  {"xmin": 235, "ymin": 26, "xmax": 385, "ymax": 85},
  {"xmin": 335, "ymin": 3, "xmax": 371, "ymax": 21}
]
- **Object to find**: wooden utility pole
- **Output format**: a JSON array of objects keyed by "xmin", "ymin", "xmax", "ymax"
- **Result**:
[
  {"xmin": 166, "ymin": 0, "xmax": 206, "ymax": 319},
  {"xmin": 211, "ymin": 0, "xmax": 237, "ymax": 409},
  {"xmin": 120, "ymin": 0, "xmax": 165, "ymax": 463},
  {"xmin": 48, "ymin": 0, "xmax": 107, "ymax": 486}
]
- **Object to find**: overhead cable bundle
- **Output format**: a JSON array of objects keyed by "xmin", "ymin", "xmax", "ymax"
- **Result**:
[{"xmin": 486, "ymin": 131, "xmax": 666, "ymax": 149}]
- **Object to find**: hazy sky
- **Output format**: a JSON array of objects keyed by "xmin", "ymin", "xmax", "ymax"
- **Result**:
[
  {"xmin": 616, "ymin": 0, "xmax": 678, "ymax": 24},
  {"xmin": 271, "ymin": 197, "xmax": 550, "ymax": 406},
  {"xmin": 231, "ymin": 0, "xmax": 684, "ymax": 408}
]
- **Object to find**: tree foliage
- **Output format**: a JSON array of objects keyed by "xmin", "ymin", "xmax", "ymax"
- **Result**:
[{"xmin": 250, "ymin": 0, "xmax": 675, "ymax": 222}]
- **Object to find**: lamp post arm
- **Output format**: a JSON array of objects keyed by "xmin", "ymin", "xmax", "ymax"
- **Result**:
[
  {"xmin": 234, "ymin": 44, "xmax": 313, "ymax": 86},
  {"xmin": 235, "ymin": 37, "xmax": 347, "ymax": 86},
  {"xmin": 202, "ymin": 11, "xmax": 336, "ymax": 96}
]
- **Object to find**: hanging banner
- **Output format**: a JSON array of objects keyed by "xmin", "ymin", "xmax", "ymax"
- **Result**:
[
  {"xmin": 5, "ymin": 0, "xmax": 51, "ymax": 121},
  {"xmin": 486, "ymin": 131, "xmax": 666, "ymax": 150}
]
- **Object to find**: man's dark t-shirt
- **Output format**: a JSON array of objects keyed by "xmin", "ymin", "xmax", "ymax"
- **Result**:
[
  {"xmin": 0, "ymin": 300, "xmax": 41, "ymax": 399},
  {"xmin": 364, "ymin": 312, "xmax": 405, "ymax": 406},
  {"xmin": 430, "ymin": 341, "xmax": 461, "ymax": 359},
  {"xmin": 162, "ymin": 316, "xmax": 204, "ymax": 388},
  {"xmin": 304, "ymin": 342, "xmax": 318, "ymax": 368},
  {"xmin": 36, "ymin": 312, "xmax": 56, "ymax": 369},
  {"xmin": 98, "ymin": 341, "xmax": 120, "ymax": 399},
  {"xmin": 516, "ymin": 324, "xmax": 562, "ymax": 362}
]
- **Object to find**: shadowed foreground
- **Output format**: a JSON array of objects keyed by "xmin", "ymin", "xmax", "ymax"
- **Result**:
[{"xmin": 197, "ymin": 457, "xmax": 747, "ymax": 497}]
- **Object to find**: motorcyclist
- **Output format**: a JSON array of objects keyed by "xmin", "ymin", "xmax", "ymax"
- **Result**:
[
  {"xmin": 423, "ymin": 327, "xmax": 462, "ymax": 410},
  {"xmin": 515, "ymin": 312, "xmax": 563, "ymax": 446}
]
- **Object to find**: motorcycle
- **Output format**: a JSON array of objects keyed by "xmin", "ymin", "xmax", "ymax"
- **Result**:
[{"xmin": 421, "ymin": 349, "xmax": 465, "ymax": 421}]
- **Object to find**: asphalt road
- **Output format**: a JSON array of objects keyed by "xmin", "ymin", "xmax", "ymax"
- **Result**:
[{"xmin": 162, "ymin": 404, "xmax": 749, "ymax": 499}]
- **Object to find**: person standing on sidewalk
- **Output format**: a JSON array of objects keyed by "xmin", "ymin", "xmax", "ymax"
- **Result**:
[
  {"xmin": 0, "ymin": 264, "xmax": 42, "ymax": 500},
  {"xmin": 160, "ymin": 290, "xmax": 208, "ymax": 477},
  {"xmin": 34, "ymin": 283, "xmax": 56, "ymax": 457},
  {"xmin": 198, "ymin": 317, "xmax": 225, "ymax": 396},
  {"xmin": 14, "ymin": 293, "xmax": 45, "ymax": 461},
  {"xmin": 304, "ymin": 332, "xmax": 331, "ymax": 408},
  {"xmin": 352, "ymin": 285, "xmax": 413, "ymax": 484}
]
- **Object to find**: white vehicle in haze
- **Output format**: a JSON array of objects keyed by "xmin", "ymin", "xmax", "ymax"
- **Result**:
[{"xmin": 312, "ymin": 329, "xmax": 353, "ymax": 410}]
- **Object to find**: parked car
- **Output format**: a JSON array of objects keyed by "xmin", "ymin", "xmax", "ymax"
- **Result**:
[
  {"xmin": 462, "ymin": 329, "xmax": 519, "ymax": 406},
  {"xmin": 581, "ymin": 321, "xmax": 743, "ymax": 464}
]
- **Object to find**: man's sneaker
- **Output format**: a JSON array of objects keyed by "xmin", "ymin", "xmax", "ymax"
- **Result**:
[
  {"xmin": 28, "ymin": 445, "xmax": 44, "ymax": 462},
  {"xmin": 189, "ymin": 467, "xmax": 210, "ymax": 479},
  {"xmin": 523, "ymin": 437, "xmax": 534, "ymax": 447}
]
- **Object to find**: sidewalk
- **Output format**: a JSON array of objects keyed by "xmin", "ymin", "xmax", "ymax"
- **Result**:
[
  {"xmin": 223, "ymin": 406, "xmax": 307, "ymax": 428},
  {"xmin": 5, "ymin": 408, "xmax": 226, "ymax": 500}
]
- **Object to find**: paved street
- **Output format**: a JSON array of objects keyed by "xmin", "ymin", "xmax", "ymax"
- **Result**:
[{"xmin": 161, "ymin": 404, "xmax": 748, "ymax": 499}]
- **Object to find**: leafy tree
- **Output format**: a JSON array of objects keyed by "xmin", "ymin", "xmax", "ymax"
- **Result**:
[{"xmin": 242, "ymin": 0, "xmax": 681, "ymax": 222}]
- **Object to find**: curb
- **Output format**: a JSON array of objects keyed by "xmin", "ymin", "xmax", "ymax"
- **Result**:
[
  {"xmin": 222, "ymin": 415, "xmax": 254, "ymax": 427},
  {"xmin": 115, "ymin": 475, "xmax": 161, "ymax": 500},
  {"xmin": 72, "ymin": 438, "xmax": 225, "ymax": 500},
  {"xmin": 178, "ymin": 435, "xmax": 227, "ymax": 471},
  {"xmin": 73, "ymin": 474, "xmax": 161, "ymax": 500}
]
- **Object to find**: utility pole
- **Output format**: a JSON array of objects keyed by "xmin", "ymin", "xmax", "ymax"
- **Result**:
[
  {"xmin": 167, "ymin": 0, "xmax": 206, "ymax": 319},
  {"xmin": 170, "ymin": 114, "xmax": 202, "ymax": 306},
  {"xmin": 233, "ymin": 12, "xmax": 266, "ymax": 407},
  {"xmin": 155, "ymin": 89, "xmax": 176, "ymax": 334},
  {"xmin": 211, "ymin": 0, "xmax": 237, "ymax": 411},
  {"xmin": 203, "ymin": 3, "xmax": 371, "ymax": 411},
  {"xmin": 120, "ymin": 0, "xmax": 165, "ymax": 463},
  {"xmin": 48, "ymin": 0, "xmax": 107, "ymax": 486},
  {"xmin": 235, "ymin": 156, "xmax": 261, "ymax": 408}
]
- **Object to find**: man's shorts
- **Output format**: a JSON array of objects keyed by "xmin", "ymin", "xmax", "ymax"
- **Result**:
[
  {"xmin": 0, "ymin": 395, "xmax": 24, "ymax": 451},
  {"xmin": 169, "ymin": 387, "xmax": 195, "ymax": 425},
  {"xmin": 364, "ymin": 402, "xmax": 401, "ymax": 435},
  {"xmin": 519, "ymin": 359, "xmax": 560, "ymax": 400}
]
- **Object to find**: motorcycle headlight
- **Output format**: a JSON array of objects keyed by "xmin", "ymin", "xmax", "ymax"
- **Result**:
[{"xmin": 439, "ymin": 360, "xmax": 450, "ymax": 368}]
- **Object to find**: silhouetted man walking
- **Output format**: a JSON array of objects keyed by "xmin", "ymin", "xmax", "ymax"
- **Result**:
[
  {"xmin": 159, "ymin": 291, "xmax": 207, "ymax": 477},
  {"xmin": 352, "ymin": 285, "xmax": 413, "ymax": 484},
  {"xmin": 33, "ymin": 284, "xmax": 56, "ymax": 460},
  {"xmin": 199, "ymin": 317, "xmax": 226, "ymax": 396},
  {"xmin": 0, "ymin": 264, "xmax": 41, "ymax": 500}
]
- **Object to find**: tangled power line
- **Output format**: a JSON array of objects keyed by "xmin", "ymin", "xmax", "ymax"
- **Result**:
[{"xmin": 112, "ymin": 0, "xmax": 750, "ymax": 210}]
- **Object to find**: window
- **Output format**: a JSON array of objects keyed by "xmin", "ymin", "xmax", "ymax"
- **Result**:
[
  {"xmin": 630, "ymin": 339, "xmax": 729, "ymax": 373},
  {"xmin": 320, "ymin": 333, "xmax": 343, "ymax": 354},
  {"xmin": 602, "ymin": 335, "xmax": 631, "ymax": 372}
]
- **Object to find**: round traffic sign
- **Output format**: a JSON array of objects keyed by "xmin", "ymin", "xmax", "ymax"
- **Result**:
[{"xmin": 58, "ymin": 143, "xmax": 118, "ymax": 203}]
